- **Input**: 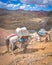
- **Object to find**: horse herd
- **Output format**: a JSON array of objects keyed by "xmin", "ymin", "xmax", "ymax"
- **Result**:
[{"xmin": 5, "ymin": 29, "xmax": 51, "ymax": 54}]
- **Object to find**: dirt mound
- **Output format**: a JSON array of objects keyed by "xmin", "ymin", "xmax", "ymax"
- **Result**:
[
  {"xmin": 0, "ymin": 28, "xmax": 10, "ymax": 46},
  {"xmin": 0, "ymin": 42, "xmax": 52, "ymax": 65}
]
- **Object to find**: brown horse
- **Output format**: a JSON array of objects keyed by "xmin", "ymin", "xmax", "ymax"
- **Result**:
[
  {"xmin": 39, "ymin": 32, "xmax": 51, "ymax": 42},
  {"xmin": 45, "ymin": 33, "xmax": 51, "ymax": 42}
]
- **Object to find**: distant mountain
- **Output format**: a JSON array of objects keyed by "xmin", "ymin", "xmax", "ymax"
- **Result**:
[
  {"xmin": 0, "ymin": 9, "xmax": 52, "ymax": 30},
  {"xmin": 0, "ymin": 9, "xmax": 49, "ymax": 17},
  {"xmin": 47, "ymin": 11, "xmax": 52, "ymax": 16}
]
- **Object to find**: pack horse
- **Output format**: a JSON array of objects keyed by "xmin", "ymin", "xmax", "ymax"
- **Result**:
[{"xmin": 5, "ymin": 27, "xmax": 29, "ymax": 53}]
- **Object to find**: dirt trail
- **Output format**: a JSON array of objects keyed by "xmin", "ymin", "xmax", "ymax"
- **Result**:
[
  {"xmin": 0, "ymin": 28, "xmax": 52, "ymax": 65},
  {"xmin": 0, "ymin": 42, "xmax": 52, "ymax": 65}
]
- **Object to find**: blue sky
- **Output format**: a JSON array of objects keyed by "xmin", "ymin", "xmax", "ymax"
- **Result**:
[{"xmin": 0, "ymin": 0, "xmax": 52, "ymax": 11}]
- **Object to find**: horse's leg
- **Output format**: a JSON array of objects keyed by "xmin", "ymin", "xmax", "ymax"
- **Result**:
[
  {"xmin": 7, "ymin": 42, "xmax": 9, "ymax": 52},
  {"xmin": 6, "ymin": 38, "xmax": 10, "ymax": 52},
  {"xmin": 10, "ymin": 41, "xmax": 15, "ymax": 55},
  {"xmin": 23, "ymin": 42, "xmax": 28, "ymax": 53},
  {"xmin": 45, "ymin": 35, "xmax": 48, "ymax": 42},
  {"xmin": 49, "ymin": 34, "xmax": 51, "ymax": 41},
  {"xmin": 10, "ymin": 41, "xmax": 15, "ymax": 51}
]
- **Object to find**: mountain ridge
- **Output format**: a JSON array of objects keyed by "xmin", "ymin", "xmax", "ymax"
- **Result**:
[{"xmin": 0, "ymin": 8, "xmax": 52, "ymax": 30}]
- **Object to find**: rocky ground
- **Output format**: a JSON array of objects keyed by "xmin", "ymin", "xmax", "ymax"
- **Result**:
[
  {"xmin": 0, "ymin": 42, "xmax": 52, "ymax": 65},
  {"xmin": 0, "ymin": 28, "xmax": 52, "ymax": 65},
  {"xmin": 0, "ymin": 9, "xmax": 52, "ymax": 65}
]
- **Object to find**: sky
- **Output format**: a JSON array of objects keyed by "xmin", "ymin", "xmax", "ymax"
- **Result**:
[{"xmin": 0, "ymin": 0, "xmax": 52, "ymax": 11}]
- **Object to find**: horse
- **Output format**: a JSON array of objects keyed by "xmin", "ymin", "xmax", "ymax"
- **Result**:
[
  {"xmin": 29, "ymin": 32, "xmax": 51, "ymax": 43},
  {"xmin": 29, "ymin": 32, "xmax": 41, "ymax": 44},
  {"xmin": 38, "ymin": 32, "xmax": 51, "ymax": 42},
  {"xmin": 44, "ymin": 32, "xmax": 51, "ymax": 42},
  {"xmin": 5, "ymin": 33, "xmax": 29, "ymax": 54}
]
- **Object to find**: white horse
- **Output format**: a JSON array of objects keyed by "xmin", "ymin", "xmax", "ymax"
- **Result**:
[
  {"xmin": 5, "ymin": 33, "xmax": 29, "ymax": 53},
  {"xmin": 5, "ymin": 34, "xmax": 18, "ymax": 52},
  {"xmin": 29, "ymin": 32, "xmax": 41, "ymax": 43}
]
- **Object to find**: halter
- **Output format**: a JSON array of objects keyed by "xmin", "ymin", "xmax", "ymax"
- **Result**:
[{"xmin": 8, "ymin": 34, "xmax": 17, "ymax": 38}]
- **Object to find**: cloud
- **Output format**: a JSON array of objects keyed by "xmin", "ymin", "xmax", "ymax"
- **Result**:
[
  {"xmin": 19, "ymin": 4, "xmax": 41, "ymax": 11},
  {"xmin": 0, "ymin": 1, "xmax": 7, "ymax": 8},
  {"xmin": 0, "ymin": 0, "xmax": 52, "ymax": 11},
  {"xmin": 20, "ymin": 5, "xmax": 25, "ymax": 9},
  {"xmin": 0, "ymin": 1, "xmax": 20, "ymax": 9},
  {"xmin": 0, "ymin": 1, "xmax": 6, "ymax": 5},
  {"xmin": 20, "ymin": 4, "xmax": 32, "ymax": 10},
  {"xmin": 0, "ymin": 1, "xmax": 3, "ymax": 5},
  {"xmin": 6, "ymin": 3, "xmax": 20, "ymax": 8},
  {"xmin": 9, "ymin": 0, "xmax": 17, "ymax": 1},
  {"xmin": 20, "ymin": 0, "xmax": 52, "ymax": 6},
  {"xmin": 6, "ymin": 4, "xmax": 15, "ymax": 8}
]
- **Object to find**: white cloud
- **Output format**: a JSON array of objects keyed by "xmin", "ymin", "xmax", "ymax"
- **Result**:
[
  {"xmin": 39, "ymin": 5, "xmax": 48, "ymax": 8},
  {"xmin": 6, "ymin": 3, "xmax": 20, "ymax": 8},
  {"xmin": 0, "ymin": 1, "xmax": 6, "ymax": 5},
  {"xmin": 20, "ymin": 5, "xmax": 25, "ymax": 9},
  {"xmin": 0, "ymin": 1, "xmax": 20, "ymax": 9},
  {"xmin": 6, "ymin": 4, "xmax": 14, "ymax": 8},
  {"xmin": 9, "ymin": 0, "xmax": 17, "ymax": 1},
  {"xmin": 19, "ymin": 4, "xmax": 40, "ymax": 11},
  {"xmin": 20, "ymin": 0, "xmax": 52, "ymax": 6},
  {"xmin": 0, "ymin": 1, "xmax": 3, "ymax": 5},
  {"xmin": 20, "ymin": 4, "xmax": 31, "ymax": 10},
  {"xmin": 35, "ymin": 4, "xmax": 48, "ymax": 8},
  {"xmin": 16, "ymin": 3, "xmax": 21, "ymax": 6}
]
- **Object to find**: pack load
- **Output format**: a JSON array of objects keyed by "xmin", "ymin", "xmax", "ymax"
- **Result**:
[
  {"xmin": 16, "ymin": 27, "xmax": 29, "ymax": 39},
  {"xmin": 38, "ymin": 28, "xmax": 47, "ymax": 36}
]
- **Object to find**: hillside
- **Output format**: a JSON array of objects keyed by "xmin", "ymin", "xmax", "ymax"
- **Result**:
[
  {"xmin": 0, "ymin": 9, "xmax": 52, "ymax": 30},
  {"xmin": 0, "ymin": 9, "xmax": 52, "ymax": 65}
]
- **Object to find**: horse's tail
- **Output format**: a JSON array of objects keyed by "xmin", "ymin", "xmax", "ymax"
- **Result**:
[
  {"xmin": 5, "ymin": 36, "xmax": 9, "ymax": 43},
  {"xmin": 5, "ymin": 36, "xmax": 10, "ymax": 52}
]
